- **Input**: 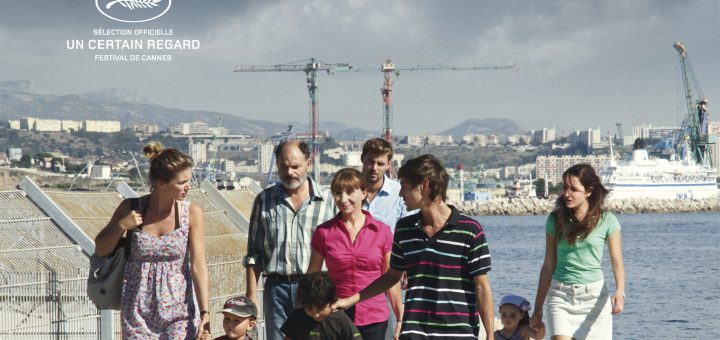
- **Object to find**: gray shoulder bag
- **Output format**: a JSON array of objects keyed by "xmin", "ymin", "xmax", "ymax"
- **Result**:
[{"xmin": 87, "ymin": 197, "xmax": 142, "ymax": 310}]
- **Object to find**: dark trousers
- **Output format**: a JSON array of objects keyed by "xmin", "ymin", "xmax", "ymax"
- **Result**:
[{"xmin": 345, "ymin": 306, "xmax": 389, "ymax": 340}]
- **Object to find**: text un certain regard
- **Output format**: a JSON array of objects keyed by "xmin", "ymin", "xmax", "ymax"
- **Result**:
[{"xmin": 66, "ymin": 39, "xmax": 200, "ymax": 50}]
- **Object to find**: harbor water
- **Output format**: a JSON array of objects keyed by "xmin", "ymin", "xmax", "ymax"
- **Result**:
[{"xmin": 478, "ymin": 212, "xmax": 720, "ymax": 338}]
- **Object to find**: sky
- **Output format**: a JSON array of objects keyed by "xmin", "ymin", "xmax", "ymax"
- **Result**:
[{"xmin": 1, "ymin": 0, "xmax": 718, "ymax": 136}]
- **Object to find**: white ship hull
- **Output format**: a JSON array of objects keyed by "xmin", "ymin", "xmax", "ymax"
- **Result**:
[
  {"xmin": 604, "ymin": 182, "xmax": 718, "ymax": 200},
  {"xmin": 600, "ymin": 149, "xmax": 719, "ymax": 200}
]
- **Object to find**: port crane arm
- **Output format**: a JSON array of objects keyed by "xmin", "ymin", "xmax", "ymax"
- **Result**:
[{"xmin": 673, "ymin": 41, "xmax": 714, "ymax": 166}]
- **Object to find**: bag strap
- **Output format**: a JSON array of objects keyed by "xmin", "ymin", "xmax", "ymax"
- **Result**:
[
  {"xmin": 123, "ymin": 197, "xmax": 143, "ymax": 259},
  {"xmin": 174, "ymin": 201, "xmax": 180, "ymax": 230}
]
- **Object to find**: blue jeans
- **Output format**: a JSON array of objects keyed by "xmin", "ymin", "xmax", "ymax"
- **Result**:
[{"xmin": 263, "ymin": 277, "xmax": 299, "ymax": 340}]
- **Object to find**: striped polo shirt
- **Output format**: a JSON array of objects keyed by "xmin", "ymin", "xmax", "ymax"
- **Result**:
[{"xmin": 390, "ymin": 206, "xmax": 491, "ymax": 339}]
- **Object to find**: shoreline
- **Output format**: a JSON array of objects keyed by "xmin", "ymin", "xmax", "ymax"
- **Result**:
[{"xmin": 451, "ymin": 197, "xmax": 720, "ymax": 216}]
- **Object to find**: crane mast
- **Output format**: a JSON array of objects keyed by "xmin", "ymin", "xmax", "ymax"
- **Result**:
[
  {"xmin": 673, "ymin": 41, "xmax": 714, "ymax": 166},
  {"xmin": 377, "ymin": 59, "xmax": 517, "ymax": 143},
  {"xmin": 235, "ymin": 58, "xmax": 352, "ymax": 182}
]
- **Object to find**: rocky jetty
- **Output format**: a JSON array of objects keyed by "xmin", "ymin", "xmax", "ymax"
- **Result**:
[{"xmin": 452, "ymin": 197, "xmax": 720, "ymax": 216}]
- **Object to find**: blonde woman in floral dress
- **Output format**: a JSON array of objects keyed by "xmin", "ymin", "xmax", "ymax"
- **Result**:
[{"xmin": 95, "ymin": 142, "xmax": 210, "ymax": 339}]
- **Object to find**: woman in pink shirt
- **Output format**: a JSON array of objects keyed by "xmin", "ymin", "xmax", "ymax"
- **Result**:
[{"xmin": 308, "ymin": 168, "xmax": 403, "ymax": 340}]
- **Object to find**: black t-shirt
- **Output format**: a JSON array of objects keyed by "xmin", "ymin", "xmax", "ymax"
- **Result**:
[
  {"xmin": 281, "ymin": 308, "xmax": 362, "ymax": 340},
  {"xmin": 214, "ymin": 335, "xmax": 251, "ymax": 340}
]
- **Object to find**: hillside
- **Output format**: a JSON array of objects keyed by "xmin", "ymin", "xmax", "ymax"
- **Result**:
[
  {"xmin": 439, "ymin": 118, "xmax": 525, "ymax": 139},
  {"xmin": 0, "ymin": 81, "xmax": 376, "ymax": 139}
]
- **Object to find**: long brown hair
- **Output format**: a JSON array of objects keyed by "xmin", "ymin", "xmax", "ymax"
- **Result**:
[{"xmin": 552, "ymin": 163, "xmax": 608, "ymax": 244}]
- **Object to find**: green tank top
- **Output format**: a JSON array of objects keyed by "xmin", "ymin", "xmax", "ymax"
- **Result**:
[{"xmin": 546, "ymin": 212, "xmax": 620, "ymax": 284}]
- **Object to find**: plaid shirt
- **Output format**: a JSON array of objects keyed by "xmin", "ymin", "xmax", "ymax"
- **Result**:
[{"xmin": 245, "ymin": 178, "xmax": 336, "ymax": 275}]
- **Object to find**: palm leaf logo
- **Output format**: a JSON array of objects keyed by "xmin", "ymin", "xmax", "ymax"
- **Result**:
[{"xmin": 106, "ymin": 0, "xmax": 162, "ymax": 10}]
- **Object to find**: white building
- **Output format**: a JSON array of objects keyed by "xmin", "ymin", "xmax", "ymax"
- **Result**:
[
  {"xmin": 633, "ymin": 124, "xmax": 681, "ymax": 140},
  {"xmin": 83, "ymin": 120, "xmax": 121, "ymax": 133},
  {"xmin": 169, "ymin": 121, "xmax": 216, "ymax": 135},
  {"xmin": 37, "ymin": 119, "xmax": 62, "ymax": 132},
  {"xmin": 257, "ymin": 141, "xmax": 275, "ymax": 174},
  {"xmin": 234, "ymin": 163, "xmax": 259, "ymax": 174},
  {"xmin": 19, "ymin": 117, "xmax": 36, "ymax": 131},
  {"xmin": 8, "ymin": 148, "xmax": 22, "ymax": 161},
  {"xmin": 706, "ymin": 121, "xmax": 720, "ymax": 170},
  {"xmin": 406, "ymin": 135, "xmax": 426, "ymax": 147},
  {"xmin": 8, "ymin": 120, "xmax": 20, "ymax": 130},
  {"xmin": 462, "ymin": 134, "xmax": 488, "ymax": 146},
  {"xmin": 571, "ymin": 128, "xmax": 603, "ymax": 150},
  {"xmin": 323, "ymin": 147, "xmax": 343, "ymax": 160},
  {"xmin": 189, "ymin": 143, "xmax": 207, "ymax": 163},
  {"xmin": 533, "ymin": 127, "xmax": 556, "ymax": 144},
  {"xmin": 427, "ymin": 135, "xmax": 454, "ymax": 146},
  {"xmin": 62, "ymin": 120, "xmax": 83, "ymax": 132},
  {"xmin": 536, "ymin": 155, "xmax": 611, "ymax": 184},
  {"xmin": 342, "ymin": 151, "xmax": 363, "ymax": 167},
  {"xmin": 134, "ymin": 124, "xmax": 160, "ymax": 134},
  {"xmin": 517, "ymin": 163, "xmax": 536, "ymax": 178},
  {"xmin": 209, "ymin": 126, "xmax": 229, "ymax": 136},
  {"xmin": 90, "ymin": 165, "xmax": 112, "ymax": 179}
]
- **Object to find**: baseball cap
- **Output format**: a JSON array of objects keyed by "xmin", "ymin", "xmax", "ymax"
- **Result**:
[
  {"xmin": 499, "ymin": 294, "xmax": 531, "ymax": 312},
  {"xmin": 220, "ymin": 296, "xmax": 257, "ymax": 318}
]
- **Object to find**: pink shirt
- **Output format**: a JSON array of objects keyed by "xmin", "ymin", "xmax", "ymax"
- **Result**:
[{"xmin": 311, "ymin": 211, "xmax": 394, "ymax": 326}]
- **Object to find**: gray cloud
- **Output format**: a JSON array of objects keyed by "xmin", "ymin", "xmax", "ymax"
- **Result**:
[{"xmin": 1, "ymin": 0, "xmax": 718, "ymax": 135}]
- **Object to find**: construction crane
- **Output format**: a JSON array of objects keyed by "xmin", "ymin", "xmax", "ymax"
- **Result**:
[
  {"xmin": 349, "ymin": 59, "xmax": 516, "ymax": 176},
  {"xmin": 235, "ymin": 58, "xmax": 353, "ymax": 181},
  {"xmin": 369, "ymin": 59, "xmax": 517, "ymax": 143},
  {"xmin": 673, "ymin": 41, "xmax": 715, "ymax": 166},
  {"xmin": 615, "ymin": 122, "xmax": 624, "ymax": 145},
  {"xmin": 207, "ymin": 115, "xmax": 224, "ymax": 173}
]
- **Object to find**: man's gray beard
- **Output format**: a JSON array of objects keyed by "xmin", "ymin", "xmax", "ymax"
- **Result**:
[{"xmin": 282, "ymin": 176, "xmax": 307, "ymax": 190}]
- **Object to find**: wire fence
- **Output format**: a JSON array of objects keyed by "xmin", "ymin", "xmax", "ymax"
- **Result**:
[
  {"xmin": 0, "ymin": 184, "xmax": 255, "ymax": 340},
  {"xmin": 0, "ymin": 250, "xmax": 99, "ymax": 339}
]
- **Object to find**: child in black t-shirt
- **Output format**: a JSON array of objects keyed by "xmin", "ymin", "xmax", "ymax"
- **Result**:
[{"xmin": 281, "ymin": 272, "xmax": 362, "ymax": 340}]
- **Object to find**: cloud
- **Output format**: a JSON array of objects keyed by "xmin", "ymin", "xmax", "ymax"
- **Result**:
[{"xmin": 0, "ymin": 0, "xmax": 718, "ymax": 133}]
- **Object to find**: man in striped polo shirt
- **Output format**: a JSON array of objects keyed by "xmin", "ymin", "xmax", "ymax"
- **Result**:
[
  {"xmin": 244, "ymin": 140, "xmax": 337, "ymax": 340},
  {"xmin": 333, "ymin": 154, "xmax": 494, "ymax": 339}
]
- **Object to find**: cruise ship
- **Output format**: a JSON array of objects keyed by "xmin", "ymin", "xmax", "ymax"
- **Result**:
[{"xmin": 599, "ymin": 148, "xmax": 719, "ymax": 200}]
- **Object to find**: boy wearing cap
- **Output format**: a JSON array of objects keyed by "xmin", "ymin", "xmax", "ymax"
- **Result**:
[
  {"xmin": 202, "ymin": 296, "xmax": 258, "ymax": 340},
  {"xmin": 496, "ymin": 294, "xmax": 544, "ymax": 340}
]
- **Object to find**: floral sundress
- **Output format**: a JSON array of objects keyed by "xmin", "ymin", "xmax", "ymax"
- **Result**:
[{"xmin": 121, "ymin": 198, "xmax": 198, "ymax": 339}]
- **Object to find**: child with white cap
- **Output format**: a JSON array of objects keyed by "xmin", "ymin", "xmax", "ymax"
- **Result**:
[
  {"xmin": 496, "ymin": 294, "xmax": 545, "ymax": 340},
  {"xmin": 202, "ymin": 296, "xmax": 258, "ymax": 340}
]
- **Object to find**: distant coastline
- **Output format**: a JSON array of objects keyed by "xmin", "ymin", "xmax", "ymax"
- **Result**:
[{"xmin": 452, "ymin": 197, "xmax": 720, "ymax": 216}]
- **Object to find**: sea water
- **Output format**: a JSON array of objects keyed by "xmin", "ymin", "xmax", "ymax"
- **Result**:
[{"xmin": 477, "ymin": 212, "xmax": 720, "ymax": 338}]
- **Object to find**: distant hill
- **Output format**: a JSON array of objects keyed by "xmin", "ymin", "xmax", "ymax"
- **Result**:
[
  {"xmin": 439, "ymin": 118, "xmax": 525, "ymax": 139},
  {"xmin": 0, "ymin": 81, "xmax": 375, "ymax": 139},
  {"xmin": 289, "ymin": 120, "xmax": 377, "ymax": 141}
]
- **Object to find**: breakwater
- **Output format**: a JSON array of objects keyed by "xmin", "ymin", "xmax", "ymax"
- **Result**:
[{"xmin": 452, "ymin": 197, "xmax": 720, "ymax": 216}]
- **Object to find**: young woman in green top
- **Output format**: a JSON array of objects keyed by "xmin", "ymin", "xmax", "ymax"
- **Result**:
[{"xmin": 531, "ymin": 164, "xmax": 625, "ymax": 339}]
